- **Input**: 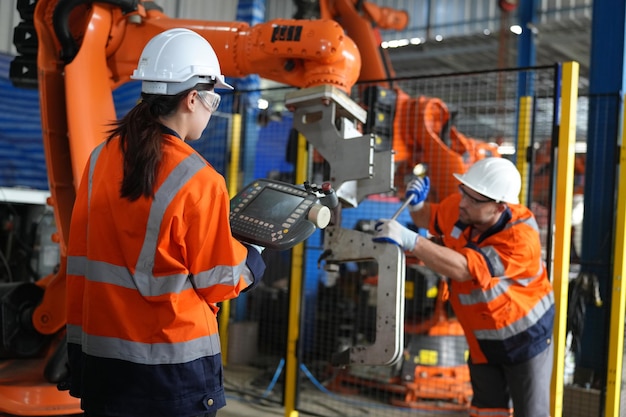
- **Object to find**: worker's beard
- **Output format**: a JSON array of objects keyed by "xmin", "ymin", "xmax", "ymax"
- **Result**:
[
  {"xmin": 458, "ymin": 207, "xmax": 474, "ymax": 225},
  {"xmin": 459, "ymin": 205, "xmax": 502, "ymax": 232}
]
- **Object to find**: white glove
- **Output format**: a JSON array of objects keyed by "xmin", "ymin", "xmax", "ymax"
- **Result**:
[
  {"xmin": 250, "ymin": 244, "xmax": 265, "ymax": 254},
  {"xmin": 243, "ymin": 242, "xmax": 265, "ymax": 254},
  {"xmin": 373, "ymin": 219, "xmax": 419, "ymax": 251}
]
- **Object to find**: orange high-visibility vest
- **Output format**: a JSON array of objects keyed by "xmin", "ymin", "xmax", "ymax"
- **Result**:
[
  {"xmin": 428, "ymin": 193, "xmax": 554, "ymax": 365},
  {"xmin": 65, "ymin": 134, "xmax": 263, "ymax": 416}
]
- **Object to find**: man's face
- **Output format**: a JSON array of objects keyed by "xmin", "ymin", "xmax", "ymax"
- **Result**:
[{"xmin": 457, "ymin": 184, "xmax": 504, "ymax": 228}]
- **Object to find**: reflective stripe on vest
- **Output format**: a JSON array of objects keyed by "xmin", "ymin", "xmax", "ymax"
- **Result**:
[
  {"xmin": 66, "ymin": 323, "xmax": 221, "ymax": 365},
  {"xmin": 458, "ymin": 261, "xmax": 545, "ymax": 306},
  {"xmin": 479, "ymin": 245, "xmax": 505, "ymax": 277},
  {"xmin": 66, "ymin": 256, "xmax": 246, "ymax": 295},
  {"xmin": 473, "ymin": 291, "xmax": 555, "ymax": 341},
  {"xmin": 66, "ymin": 145, "xmax": 239, "ymax": 363},
  {"xmin": 88, "ymin": 142, "xmax": 104, "ymax": 212}
]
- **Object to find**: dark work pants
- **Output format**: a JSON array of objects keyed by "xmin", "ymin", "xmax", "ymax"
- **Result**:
[{"xmin": 468, "ymin": 341, "xmax": 554, "ymax": 417}]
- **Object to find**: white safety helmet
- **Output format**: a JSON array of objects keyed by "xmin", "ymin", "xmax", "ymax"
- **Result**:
[
  {"xmin": 131, "ymin": 28, "xmax": 233, "ymax": 95},
  {"xmin": 453, "ymin": 157, "xmax": 521, "ymax": 204}
]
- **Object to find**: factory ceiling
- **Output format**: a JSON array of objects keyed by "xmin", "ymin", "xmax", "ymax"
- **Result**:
[
  {"xmin": 382, "ymin": 15, "xmax": 592, "ymax": 144},
  {"xmin": 261, "ymin": 12, "xmax": 592, "ymax": 144},
  {"xmin": 386, "ymin": 16, "xmax": 592, "ymax": 93}
]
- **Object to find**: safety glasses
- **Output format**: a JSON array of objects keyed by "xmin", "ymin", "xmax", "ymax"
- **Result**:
[
  {"xmin": 458, "ymin": 184, "xmax": 494, "ymax": 205},
  {"xmin": 197, "ymin": 90, "xmax": 221, "ymax": 113}
]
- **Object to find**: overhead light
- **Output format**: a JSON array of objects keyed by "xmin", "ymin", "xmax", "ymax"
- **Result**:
[
  {"xmin": 510, "ymin": 25, "xmax": 523, "ymax": 35},
  {"xmin": 498, "ymin": 143, "xmax": 516, "ymax": 155},
  {"xmin": 382, "ymin": 39, "xmax": 410, "ymax": 48},
  {"xmin": 257, "ymin": 98, "xmax": 269, "ymax": 110},
  {"xmin": 435, "ymin": 35, "xmax": 443, "ymax": 42},
  {"xmin": 382, "ymin": 38, "xmax": 423, "ymax": 49}
]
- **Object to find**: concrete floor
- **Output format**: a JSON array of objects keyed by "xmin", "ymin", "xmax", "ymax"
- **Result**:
[
  {"xmin": 218, "ymin": 396, "xmax": 468, "ymax": 417},
  {"xmin": 219, "ymin": 364, "xmax": 469, "ymax": 417},
  {"xmin": 218, "ymin": 399, "xmax": 284, "ymax": 417}
]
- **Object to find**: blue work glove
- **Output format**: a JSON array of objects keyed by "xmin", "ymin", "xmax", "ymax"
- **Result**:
[
  {"xmin": 406, "ymin": 176, "xmax": 430, "ymax": 211},
  {"xmin": 373, "ymin": 219, "xmax": 419, "ymax": 252}
]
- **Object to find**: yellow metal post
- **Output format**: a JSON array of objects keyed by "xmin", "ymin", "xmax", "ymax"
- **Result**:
[
  {"xmin": 604, "ymin": 96, "xmax": 626, "ymax": 417},
  {"xmin": 220, "ymin": 111, "xmax": 242, "ymax": 365},
  {"xmin": 227, "ymin": 112, "xmax": 242, "ymax": 196},
  {"xmin": 516, "ymin": 96, "xmax": 533, "ymax": 206},
  {"xmin": 284, "ymin": 133, "xmax": 309, "ymax": 417},
  {"xmin": 550, "ymin": 61, "xmax": 579, "ymax": 417}
]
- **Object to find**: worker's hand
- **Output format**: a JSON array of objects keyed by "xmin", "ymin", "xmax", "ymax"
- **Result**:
[
  {"xmin": 406, "ymin": 176, "xmax": 430, "ymax": 211},
  {"xmin": 373, "ymin": 219, "xmax": 419, "ymax": 252}
]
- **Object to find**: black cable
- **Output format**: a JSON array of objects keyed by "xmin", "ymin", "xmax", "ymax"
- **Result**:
[{"xmin": 0, "ymin": 247, "xmax": 13, "ymax": 282}]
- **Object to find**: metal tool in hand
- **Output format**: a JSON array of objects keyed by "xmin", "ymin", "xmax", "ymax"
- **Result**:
[
  {"xmin": 390, "ymin": 163, "xmax": 428, "ymax": 220},
  {"xmin": 390, "ymin": 197, "xmax": 414, "ymax": 220}
]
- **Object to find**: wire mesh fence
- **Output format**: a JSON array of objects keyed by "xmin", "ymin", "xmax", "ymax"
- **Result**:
[{"xmin": 211, "ymin": 65, "xmax": 606, "ymax": 416}]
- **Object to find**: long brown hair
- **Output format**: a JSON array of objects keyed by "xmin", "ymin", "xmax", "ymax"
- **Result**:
[{"xmin": 106, "ymin": 84, "xmax": 211, "ymax": 201}]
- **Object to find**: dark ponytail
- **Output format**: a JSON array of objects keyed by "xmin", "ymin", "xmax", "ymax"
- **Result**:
[
  {"xmin": 106, "ymin": 92, "xmax": 184, "ymax": 201},
  {"xmin": 106, "ymin": 83, "xmax": 214, "ymax": 200}
]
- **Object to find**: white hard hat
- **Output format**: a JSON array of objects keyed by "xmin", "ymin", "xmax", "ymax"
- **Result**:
[
  {"xmin": 131, "ymin": 28, "xmax": 233, "ymax": 94},
  {"xmin": 453, "ymin": 157, "xmax": 521, "ymax": 204}
]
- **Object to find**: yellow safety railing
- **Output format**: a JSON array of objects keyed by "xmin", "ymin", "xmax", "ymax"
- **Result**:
[
  {"xmin": 284, "ymin": 132, "xmax": 309, "ymax": 417},
  {"xmin": 605, "ymin": 94, "xmax": 626, "ymax": 417},
  {"xmin": 221, "ymin": 111, "xmax": 243, "ymax": 365},
  {"xmin": 550, "ymin": 61, "xmax": 579, "ymax": 417}
]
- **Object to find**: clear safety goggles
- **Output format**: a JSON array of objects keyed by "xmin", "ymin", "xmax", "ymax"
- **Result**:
[
  {"xmin": 197, "ymin": 90, "xmax": 221, "ymax": 113},
  {"xmin": 458, "ymin": 184, "xmax": 495, "ymax": 205}
]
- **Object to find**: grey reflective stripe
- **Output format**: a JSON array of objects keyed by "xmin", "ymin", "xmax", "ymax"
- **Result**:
[
  {"xmin": 74, "ymin": 256, "xmax": 246, "ymax": 296},
  {"xmin": 513, "ymin": 261, "xmax": 545, "ymax": 288},
  {"xmin": 458, "ymin": 278, "xmax": 512, "ymax": 306},
  {"xmin": 134, "ymin": 153, "xmax": 206, "ymax": 297},
  {"xmin": 502, "ymin": 215, "xmax": 539, "ymax": 233},
  {"xmin": 240, "ymin": 267, "xmax": 255, "ymax": 287},
  {"xmin": 66, "ymin": 324, "xmax": 221, "ymax": 364},
  {"xmin": 451, "ymin": 224, "xmax": 463, "ymax": 239},
  {"xmin": 520, "ymin": 215, "xmax": 539, "ymax": 232},
  {"xmin": 458, "ymin": 262, "xmax": 545, "ymax": 305},
  {"xmin": 89, "ymin": 259, "xmax": 193, "ymax": 294},
  {"xmin": 67, "ymin": 323, "xmax": 82, "ymax": 344},
  {"xmin": 481, "ymin": 245, "xmax": 505, "ymax": 276},
  {"xmin": 193, "ymin": 263, "xmax": 250, "ymax": 290},
  {"xmin": 88, "ymin": 142, "xmax": 105, "ymax": 211},
  {"xmin": 68, "ymin": 256, "xmax": 194, "ymax": 295},
  {"xmin": 474, "ymin": 291, "xmax": 554, "ymax": 340},
  {"xmin": 67, "ymin": 255, "xmax": 87, "ymax": 277},
  {"xmin": 66, "ymin": 142, "xmax": 96, "ymax": 277}
]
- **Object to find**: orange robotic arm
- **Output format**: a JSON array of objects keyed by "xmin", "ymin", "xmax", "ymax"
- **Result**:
[
  {"xmin": 319, "ymin": 0, "xmax": 408, "ymax": 82},
  {"xmin": 32, "ymin": 0, "xmax": 361, "ymax": 335}
]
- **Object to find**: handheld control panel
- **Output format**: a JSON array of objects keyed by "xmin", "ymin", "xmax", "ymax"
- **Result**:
[{"xmin": 230, "ymin": 179, "xmax": 331, "ymax": 250}]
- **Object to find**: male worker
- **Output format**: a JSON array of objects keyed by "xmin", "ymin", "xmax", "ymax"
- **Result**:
[{"xmin": 374, "ymin": 157, "xmax": 554, "ymax": 417}]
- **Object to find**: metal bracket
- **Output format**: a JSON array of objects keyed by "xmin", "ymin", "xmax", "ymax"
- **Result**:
[
  {"xmin": 320, "ymin": 226, "xmax": 405, "ymax": 367},
  {"xmin": 285, "ymin": 85, "xmax": 394, "ymax": 207}
]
